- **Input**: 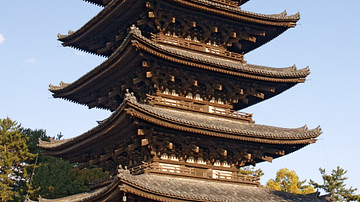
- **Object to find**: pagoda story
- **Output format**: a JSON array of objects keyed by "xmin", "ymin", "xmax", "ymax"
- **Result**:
[{"xmin": 40, "ymin": 0, "xmax": 325, "ymax": 201}]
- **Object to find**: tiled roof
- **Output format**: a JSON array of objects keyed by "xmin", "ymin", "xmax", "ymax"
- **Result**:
[
  {"xmin": 36, "ymin": 178, "xmax": 119, "ymax": 202},
  {"xmin": 39, "ymin": 98, "xmax": 321, "ymax": 150},
  {"xmin": 117, "ymin": 169, "xmax": 326, "ymax": 202},
  {"xmin": 58, "ymin": 0, "xmax": 299, "ymax": 56},
  {"xmin": 64, "ymin": 0, "xmax": 299, "ymax": 42},
  {"xmin": 50, "ymin": 30, "xmax": 309, "ymax": 93},
  {"xmin": 82, "ymin": 0, "xmax": 105, "ymax": 6},
  {"xmin": 179, "ymin": 0, "xmax": 300, "ymax": 21},
  {"xmin": 35, "ymin": 169, "xmax": 328, "ymax": 201},
  {"xmin": 82, "ymin": 0, "xmax": 251, "ymax": 7},
  {"xmin": 133, "ymin": 31, "xmax": 310, "ymax": 78},
  {"xmin": 132, "ymin": 101, "xmax": 321, "ymax": 141}
]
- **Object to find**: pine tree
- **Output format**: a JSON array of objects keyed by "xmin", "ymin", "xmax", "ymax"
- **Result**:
[
  {"xmin": 29, "ymin": 156, "xmax": 109, "ymax": 200},
  {"xmin": 20, "ymin": 129, "xmax": 109, "ymax": 200},
  {"xmin": 0, "ymin": 118, "xmax": 35, "ymax": 201},
  {"xmin": 266, "ymin": 168, "xmax": 315, "ymax": 194},
  {"xmin": 310, "ymin": 166, "xmax": 360, "ymax": 201},
  {"xmin": 239, "ymin": 166, "xmax": 264, "ymax": 178},
  {"xmin": 21, "ymin": 128, "xmax": 49, "ymax": 154}
]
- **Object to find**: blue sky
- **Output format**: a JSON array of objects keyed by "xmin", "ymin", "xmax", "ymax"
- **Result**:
[{"xmin": 1, "ymin": 0, "xmax": 359, "ymax": 193}]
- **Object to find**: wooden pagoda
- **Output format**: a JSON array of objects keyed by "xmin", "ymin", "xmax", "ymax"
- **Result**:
[{"xmin": 39, "ymin": 0, "xmax": 325, "ymax": 201}]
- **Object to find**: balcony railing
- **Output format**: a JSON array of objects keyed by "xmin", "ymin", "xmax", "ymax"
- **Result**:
[
  {"xmin": 151, "ymin": 33, "xmax": 246, "ymax": 63},
  {"xmin": 129, "ymin": 162, "xmax": 260, "ymax": 186},
  {"xmin": 147, "ymin": 95, "xmax": 253, "ymax": 123}
]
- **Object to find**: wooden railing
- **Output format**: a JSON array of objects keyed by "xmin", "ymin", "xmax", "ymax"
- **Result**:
[
  {"xmin": 210, "ymin": 0, "xmax": 239, "ymax": 7},
  {"xmin": 128, "ymin": 162, "xmax": 150, "ymax": 175},
  {"xmin": 151, "ymin": 33, "xmax": 246, "ymax": 63},
  {"xmin": 129, "ymin": 162, "xmax": 260, "ymax": 185},
  {"xmin": 89, "ymin": 176, "xmax": 112, "ymax": 190},
  {"xmin": 147, "ymin": 95, "xmax": 253, "ymax": 123}
]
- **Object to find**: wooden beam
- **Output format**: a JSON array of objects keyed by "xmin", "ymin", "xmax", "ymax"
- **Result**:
[
  {"xmin": 192, "ymin": 145, "xmax": 199, "ymax": 153},
  {"xmin": 103, "ymin": 0, "xmax": 111, "ymax": 4},
  {"xmin": 137, "ymin": 129, "xmax": 144, "ymax": 136},
  {"xmin": 114, "ymin": 148, "xmax": 123, "ymax": 155},
  {"xmin": 89, "ymin": 158, "xmax": 100, "ymax": 165},
  {"xmin": 276, "ymin": 150, "xmax": 285, "ymax": 156},
  {"xmin": 248, "ymin": 29, "xmax": 266, "ymax": 37},
  {"xmin": 142, "ymin": 60, "xmax": 149, "ymax": 67},
  {"xmin": 257, "ymin": 86, "xmax": 275, "ymax": 93},
  {"xmin": 97, "ymin": 97, "xmax": 107, "ymax": 104},
  {"xmin": 133, "ymin": 77, "xmax": 142, "ymax": 85},
  {"xmin": 238, "ymin": 96, "xmax": 248, "ymax": 105},
  {"xmin": 100, "ymin": 153, "xmax": 112, "ymax": 161},
  {"xmin": 220, "ymin": 149, "xmax": 227, "ymax": 157},
  {"xmin": 261, "ymin": 156, "xmax": 273, "ymax": 163},
  {"xmin": 146, "ymin": 72, "xmax": 152, "ymax": 78},
  {"xmin": 108, "ymin": 91, "xmax": 116, "ymax": 98},
  {"xmin": 252, "ymin": 92, "xmax": 264, "ymax": 99},
  {"xmin": 141, "ymin": 139, "xmax": 149, "ymax": 146},
  {"xmin": 167, "ymin": 142, "xmax": 174, "ymax": 150},
  {"xmin": 242, "ymin": 35, "xmax": 257, "ymax": 43},
  {"xmin": 213, "ymin": 83, "xmax": 222, "ymax": 91},
  {"xmin": 128, "ymin": 142, "xmax": 139, "ymax": 151},
  {"xmin": 243, "ymin": 153, "xmax": 252, "ymax": 160},
  {"xmin": 148, "ymin": 12, "xmax": 155, "ymax": 18}
]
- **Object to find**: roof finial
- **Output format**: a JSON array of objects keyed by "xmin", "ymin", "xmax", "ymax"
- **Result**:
[
  {"xmin": 125, "ymin": 89, "xmax": 137, "ymax": 103},
  {"xmin": 129, "ymin": 24, "xmax": 141, "ymax": 36}
]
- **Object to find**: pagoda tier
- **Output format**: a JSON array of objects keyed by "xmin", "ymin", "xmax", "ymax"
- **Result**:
[
  {"xmin": 58, "ymin": 0, "xmax": 299, "ymax": 57},
  {"xmin": 83, "ymin": 0, "xmax": 250, "ymax": 7},
  {"xmin": 37, "ymin": 167, "xmax": 327, "ymax": 202},
  {"xmin": 50, "ymin": 28, "xmax": 309, "ymax": 111},
  {"xmin": 39, "ymin": 94, "xmax": 321, "ymax": 174}
]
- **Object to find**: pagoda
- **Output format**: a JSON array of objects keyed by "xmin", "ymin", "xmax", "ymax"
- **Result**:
[{"xmin": 39, "ymin": 0, "xmax": 325, "ymax": 201}]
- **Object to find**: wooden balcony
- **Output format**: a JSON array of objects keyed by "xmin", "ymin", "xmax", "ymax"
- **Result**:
[
  {"xmin": 151, "ymin": 33, "xmax": 246, "ymax": 63},
  {"xmin": 147, "ymin": 94, "xmax": 254, "ymax": 123},
  {"xmin": 128, "ymin": 162, "xmax": 260, "ymax": 186}
]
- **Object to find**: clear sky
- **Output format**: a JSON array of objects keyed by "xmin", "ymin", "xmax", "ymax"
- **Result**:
[{"xmin": 1, "ymin": 0, "xmax": 360, "ymax": 193}]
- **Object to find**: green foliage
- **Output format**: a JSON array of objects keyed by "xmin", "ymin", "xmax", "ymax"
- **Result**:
[
  {"xmin": 239, "ymin": 166, "xmax": 264, "ymax": 178},
  {"xmin": 310, "ymin": 166, "xmax": 360, "ymax": 201},
  {"xmin": 0, "ymin": 120, "xmax": 110, "ymax": 200},
  {"xmin": 266, "ymin": 168, "xmax": 315, "ymax": 194},
  {"xmin": 20, "ymin": 128, "xmax": 110, "ymax": 200},
  {"xmin": 0, "ymin": 117, "xmax": 35, "ymax": 201},
  {"xmin": 70, "ymin": 167, "xmax": 109, "ymax": 193},
  {"xmin": 29, "ymin": 155, "xmax": 109, "ymax": 200},
  {"xmin": 30, "ymin": 156, "xmax": 74, "ymax": 199},
  {"xmin": 21, "ymin": 128, "xmax": 49, "ymax": 155},
  {"xmin": 54, "ymin": 132, "xmax": 63, "ymax": 140}
]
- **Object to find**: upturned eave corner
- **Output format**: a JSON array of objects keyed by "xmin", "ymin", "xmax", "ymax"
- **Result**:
[{"xmin": 48, "ymin": 81, "xmax": 70, "ymax": 92}]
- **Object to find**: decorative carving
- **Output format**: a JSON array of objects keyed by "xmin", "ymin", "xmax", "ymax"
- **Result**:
[
  {"xmin": 129, "ymin": 24, "xmax": 142, "ymax": 36},
  {"xmin": 125, "ymin": 89, "xmax": 137, "ymax": 103}
]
